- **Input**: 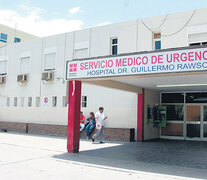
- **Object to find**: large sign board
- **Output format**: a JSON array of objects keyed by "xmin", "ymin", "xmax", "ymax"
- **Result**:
[{"xmin": 66, "ymin": 47, "xmax": 207, "ymax": 80}]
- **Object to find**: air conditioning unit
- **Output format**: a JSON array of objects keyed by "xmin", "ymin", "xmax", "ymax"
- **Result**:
[
  {"xmin": 41, "ymin": 71, "xmax": 54, "ymax": 81},
  {"xmin": 17, "ymin": 74, "xmax": 28, "ymax": 83},
  {"xmin": 0, "ymin": 76, "xmax": 6, "ymax": 84}
]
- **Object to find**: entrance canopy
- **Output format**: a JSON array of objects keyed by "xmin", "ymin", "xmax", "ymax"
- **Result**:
[
  {"xmin": 66, "ymin": 46, "xmax": 207, "ymax": 92},
  {"xmin": 66, "ymin": 46, "xmax": 207, "ymax": 153}
]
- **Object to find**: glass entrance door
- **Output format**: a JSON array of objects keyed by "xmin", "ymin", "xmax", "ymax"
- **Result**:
[
  {"xmin": 186, "ymin": 105, "xmax": 201, "ymax": 139},
  {"xmin": 161, "ymin": 92, "xmax": 207, "ymax": 141}
]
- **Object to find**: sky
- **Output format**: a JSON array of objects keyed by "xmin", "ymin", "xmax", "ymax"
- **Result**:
[{"xmin": 0, "ymin": 0, "xmax": 207, "ymax": 37}]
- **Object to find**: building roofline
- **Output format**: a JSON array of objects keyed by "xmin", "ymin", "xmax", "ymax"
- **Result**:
[
  {"xmin": 0, "ymin": 23, "xmax": 38, "ymax": 38},
  {"xmin": 68, "ymin": 45, "xmax": 207, "ymax": 62}
]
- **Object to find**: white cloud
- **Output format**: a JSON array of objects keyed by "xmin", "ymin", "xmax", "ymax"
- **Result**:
[
  {"xmin": 96, "ymin": 22, "xmax": 112, "ymax": 27},
  {"xmin": 0, "ymin": 6, "xmax": 83, "ymax": 37},
  {"xmin": 69, "ymin": 7, "xmax": 80, "ymax": 15}
]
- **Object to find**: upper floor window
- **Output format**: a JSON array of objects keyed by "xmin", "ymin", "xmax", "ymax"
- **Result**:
[
  {"xmin": 14, "ymin": 37, "xmax": 21, "ymax": 43},
  {"xmin": 20, "ymin": 57, "xmax": 30, "ymax": 74},
  {"xmin": 189, "ymin": 42, "xmax": 207, "ymax": 46},
  {"xmin": 111, "ymin": 38, "xmax": 118, "ymax": 55},
  {"xmin": 0, "ymin": 33, "xmax": 7, "ymax": 43},
  {"xmin": 44, "ymin": 53, "xmax": 56, "ymax": 71},
  {"xmin": 0, "ymin": 60, "xmax": 7, "ymax": 75},
  {"xmin": 188, "ymin": 32, "xmax": 207, "ymax": 46},
  {"xmin": 74, "ymin": 48, "xmax": 88, "ymax": 59},
  {"xmin": 153, "ymin": 32, "xmax": 161, "ymax": 50}
]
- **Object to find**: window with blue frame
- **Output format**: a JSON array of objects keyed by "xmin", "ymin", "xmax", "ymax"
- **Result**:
[
  {"xmin": 14, "ymin": 37, "xmax": 21, "ymax": 43},
  {"xmin": 153, "ymin": 32, "xmax": 161, "ymax": 50},
  {"xmin": 0, "ymin": 33, "xmax": 8, "ymax": 43},
  {"xmin": 111, "ymin": 38, "xmax": 118, "ymax": 55},
  {"xmin": 155, "ymin": 40, "xmax": 161, "ymax": 50}
]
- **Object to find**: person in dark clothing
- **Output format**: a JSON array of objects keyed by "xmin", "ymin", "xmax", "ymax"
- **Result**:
[{"xmin": 85, "ymin": 112, "xmax": 96, "ymax": 139}]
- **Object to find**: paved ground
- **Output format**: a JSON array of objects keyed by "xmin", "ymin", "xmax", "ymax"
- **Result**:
[{"xmin": 0, "ymin": 133, "xmax": 207, "ymax": 180}]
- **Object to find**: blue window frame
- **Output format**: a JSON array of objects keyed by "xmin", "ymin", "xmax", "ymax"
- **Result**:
[
  {"xmin": 112, "ymin": 38, "xmax": 118, "ymax": 44},
  {"xmin": 112, "ymin": 45, "xmax": 117, "ymax": 55},
  {"xmin": 155, "ymin": 40, "xmax": 161, "ymax": 50},
  {"xmin": 14, "ymin": 37, "xmax": 21, "ymax": 43},
  {"xmin": 111, "ymin": 38, "xmax": 118, "ymax": 55},
  {"xmin": 0, "ymin": 33, "xmax": 7, "ymax": 43}
]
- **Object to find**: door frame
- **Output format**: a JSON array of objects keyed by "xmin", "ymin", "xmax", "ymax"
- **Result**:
[
  {"xmin": 185, "ymin": 104, "xmax": 202, "ymax": 140},
  {"xmin": 160, "ymin": 91, "xmax": 207, "ymax": 141}
]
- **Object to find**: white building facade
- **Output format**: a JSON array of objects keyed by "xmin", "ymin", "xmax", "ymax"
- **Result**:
[{"xmin": 0, "ymin": 8, "xmax": 207, "ymax": 141}]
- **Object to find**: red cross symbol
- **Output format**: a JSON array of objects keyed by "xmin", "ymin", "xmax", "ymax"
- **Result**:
[{"xmin": 69, "ymin": 64, "xmax": 77, "ymax": 72}]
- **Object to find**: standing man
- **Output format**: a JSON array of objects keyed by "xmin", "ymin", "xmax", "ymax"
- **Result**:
[{"xmin": 92, "ymin": 107, "xmax": 107, "ymax": 143}]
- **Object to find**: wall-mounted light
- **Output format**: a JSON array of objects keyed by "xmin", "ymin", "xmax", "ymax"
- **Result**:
[{"xmin": 156, "ymin": 83, "xmax": 207, "ymax": 88}]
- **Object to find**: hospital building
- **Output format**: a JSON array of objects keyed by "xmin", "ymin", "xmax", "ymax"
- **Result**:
[{"xmin": 1, "ymin": 8, "xmax": 207, "ymax": 152}]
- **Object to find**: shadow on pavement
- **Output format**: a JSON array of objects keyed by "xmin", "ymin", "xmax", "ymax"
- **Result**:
[{"xmin": 53, "ymin": 139, "xmax": 207, "ymax": 179}]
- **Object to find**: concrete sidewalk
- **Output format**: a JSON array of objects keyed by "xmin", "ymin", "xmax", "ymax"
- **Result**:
[{"xmin": 0, "ymin": 132, "xmax": 207, "ymax": 180}]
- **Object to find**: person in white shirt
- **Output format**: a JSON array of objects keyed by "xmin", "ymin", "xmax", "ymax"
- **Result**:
[{"xmin": 92, "ymin": 107, "xmax": 107, "ymax": 143}]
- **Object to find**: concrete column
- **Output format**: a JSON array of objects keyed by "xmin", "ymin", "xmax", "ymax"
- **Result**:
[
  {"xmin": 137, "ymin": 93, "xmax": 144, "ymax": 141},
  {"xmin": 67, "ymin": 80, "xmax": 82, "ymax": 153}
]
